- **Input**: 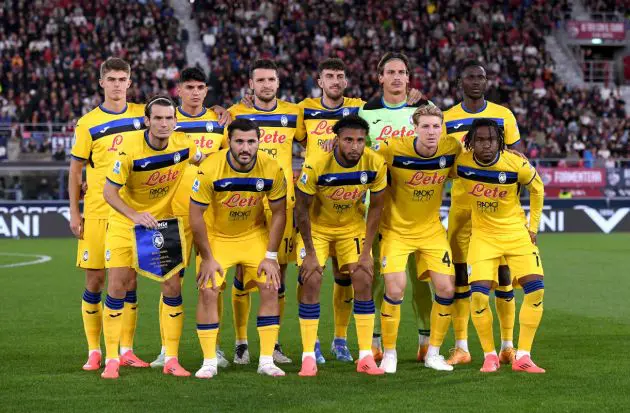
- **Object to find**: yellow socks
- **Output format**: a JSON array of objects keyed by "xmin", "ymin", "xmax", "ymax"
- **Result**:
[
  {"xmin": 353, "ymin": 300, "xmax": 376, "ymax": 352},
  {"xmin": 120, "ymin": 290, "xmax": 138, "ymax": 351},
  {"xmin": 495, "ymin": 285, "xmax": 515, "ymax": 343},
  {"xmin": 162, "ymin": 295, "xmax": 184, "ymax": 358},
  {"xmin": 380, "ymin": 295, "xmax": 402, "ymax": 350},
  {"xmin": 216, "ymin": 291, "xmax": 223, "ymax": 348},
  {"xmin": 519, "ymin": 280, "xmax": 545, "ymax": 352},
  {"xmin": 197, "ymin": 323, "xmax": 219, "ymax": 360},
  {"xmin": 298, "ymin": 303, "xmax": 319, "ymax": 353},
  {"xmin": 452, "ymin": 285, "xmax": 471, "ymax": 341},
  {"xmin": 102, "ymin": 295, "xmax": 124, "ymax": 360},
  {"xmin": 470, "ymin": 285, "xmax": 495, "ymax": 353},
  {"xmin": 429, "ymin": 295, "xmax": 454, "ymax": 347},
  {"xmin": 278, "ymin": 283, "xmax": 286, "ymax": 326},
  {"xmin": 257, "ymin": 316, "xmax": 280, "ymax": 357},
  {"xmin": 81, "ymin": 289, "xmax": 102, "ymax": 352},
  {"xmin": 232, "ymin": 279, "xmax": 251, "ymax": 342},
  {"xmin": 333, "ymin": 278, "xmax": 353, "ymax": 339}
]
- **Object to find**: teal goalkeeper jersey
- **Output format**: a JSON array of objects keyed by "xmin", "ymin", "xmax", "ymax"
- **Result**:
[{"xmin": 358, "ymin": 96, "xmax": 432, "ymax": 147}]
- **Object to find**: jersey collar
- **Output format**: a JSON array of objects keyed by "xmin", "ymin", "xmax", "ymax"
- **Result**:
[
  {"xmin": 144, "ymin": 130, "xmax": 168, "ymax": 151},
  {"xmin": 226, "ymin": 150, "xmax": 257, "ymax": 173},
  {"xmin": 321, "ymin": 97, "xmax": 344, "ymax": 110},
  {"xmin": 381, "ymin": 96, "xmax": 407, "ymax": 110},
  {"xmin": 461, "ymin": 100, "xmax": 487, "ymax": 114},
  {"xmin": 178, "ymin": 105, "xmax": 207, "ymax": 118},
  {"xmin": 253, "ymin": 100, "xmax": 278, "ymax": 112},
  {"xmin": 99, "ymin": 103, "xmax": 128, "ymax": 115}
]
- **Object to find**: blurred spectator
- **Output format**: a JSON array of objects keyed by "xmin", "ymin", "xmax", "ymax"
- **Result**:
[
  {"xmin": 52, "ymin": 145, "xmax": 66, "ymax": 161},
  {"xmin": 36, "ymin": 178, "xmax": 54, "ymax": 200}
]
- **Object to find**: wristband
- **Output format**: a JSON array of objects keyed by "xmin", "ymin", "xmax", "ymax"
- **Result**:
[{"xmin": 265, "ymin": 251, "xmax": 278, "ymax": 261}]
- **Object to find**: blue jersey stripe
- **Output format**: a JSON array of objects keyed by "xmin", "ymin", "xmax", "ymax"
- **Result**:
[
  {"xmin": 392, "ymin": 154, "xmax": 455, "ymax": 170},
  {"xmin": 213, "ymin": 177, "xmax": 274, "ymax": 192},
  {"xmin": 88, "ymin": 117, "xmax": 145, "ymax": 137},
  {"xmin": 317, "ymin": 171, "xmax": 377, "ymax": 186},
  {"xmin": 457, "ymin": 166, "xmax": 518, "ymax": 184},
  {"xmin": 175, "ymin": 120, "xmax": 223, "ymax": 132},
  {"xmin": 445, "ymin": 117, "xmax": 505, "ymax": 129},
  {"xmin": 132, "ymin": 148, "xmax": 190, "ymax": 171},
  {"xmin": 304, "ymin": 106, "xmax": 360, "ymax": 120}
]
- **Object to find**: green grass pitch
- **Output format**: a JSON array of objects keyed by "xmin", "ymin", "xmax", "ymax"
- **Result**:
[{"xmin": 1, "ymin": 234, "xmax": 629, "ymax": 412}]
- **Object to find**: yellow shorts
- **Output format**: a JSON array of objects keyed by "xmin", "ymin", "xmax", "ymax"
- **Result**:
[
  {"xmin": 448, "ymin": 205, "xmax": 507, "ymax": 266},
  {"xmin": 469, "ymin": 231, "xmax": 544, "ymax": 285},
  {"xmin": 196, "ymin": 231, "xmax": 269, "ymax": 289},
  {"xmin": 265, "ymin": 207, "xmax": 295, "ymax": 265},
  {"xmin": 380, "ymin": 226, "xmax": 454, "ymax": 279},
  {"xmin": 296, "ymin": 231, "xmax": 366, "ymax": 271},
  {"xmin": 177, "ymin": 215, "xmax": 194, "ymax": 266},
  {"xmin": 105, "ymin": 221, "xmax": 134, "ymax": 269},
  {"xmin": 76, "ymin": 218, "xmax": 108, "ymax": 269}
]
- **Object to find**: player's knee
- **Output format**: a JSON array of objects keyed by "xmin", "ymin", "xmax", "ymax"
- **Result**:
[
  {"xmin": 85, "ymin": 270, "xmax": 105, "ymax": 292},
  {"xmin": 435, "ymin": 282, "xmax": 455, "ymax": 300},
  {"xmin": 470, "ymin": 284, "xmax": 491, "ymax": 314},
  {"xmin": 351, "ymin": 274, "xmax": 372, "ymax": 298},
  {"xmin": 497, "ymin": 265, "xmax": 511, "ymax": 286},
  {"xmin": 385, "ymin": 282, "xmax": 404, "ymax": 301},
  {"xmin": 126, "ymin": 275, "xmax": 138, "ymax": 291},
  {"xmin": 199, "ymin": 287, "xmax": 219, "ymax": 304},
  {"xmin": 258, "ymin": 286, "xmax": 279, "ymax": 302},
  {"xmin": 162, "ymin": 278, "xmax": 182, "ymax": 297}
]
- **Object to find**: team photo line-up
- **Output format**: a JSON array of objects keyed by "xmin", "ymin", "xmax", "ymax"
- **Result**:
[{"xmin": 70, "ymin": 52, "xmax": 545, "ymax": 380}]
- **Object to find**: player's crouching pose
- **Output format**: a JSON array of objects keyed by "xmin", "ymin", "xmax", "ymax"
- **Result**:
[
  {"xmin": 101, "ymin": 96, "xmax": 206, "ymax": 379},
  {"xmin": 190, "ymin": 118, "xmax": 288, "ymax": 378},
  {"xmin": 455, "ymin": 119, "xmax": 546, "ymax": 374},
  {"xmin": 295, "ymin": 115, "xmax": 387, "ymax": 377}
]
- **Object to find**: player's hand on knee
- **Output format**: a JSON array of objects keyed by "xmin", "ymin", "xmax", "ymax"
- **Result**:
[
  {"xmin": 69, "ymin": 214, "xmax": 82, "ymax": 239},
  {"xmin": 132, "ymin": 212, "xmax": 159, "ymax": 229},
  {"xmin": 299, "ymin": 253, "xmax": 323, "ymax": 284},
  {"xmin": 259, "ymin": 258, "xmax": 281, "ymax": 290},
  {"xmin": 354, "ymin": 252, "xmax": 374, "ymax": 278},
  {"xmin": 197, "ymin": 258, "xmax": 224, "ymax": 290}
]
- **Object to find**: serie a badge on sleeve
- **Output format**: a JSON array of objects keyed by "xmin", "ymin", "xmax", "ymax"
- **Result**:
[{"xmin": 132, "ymin": 217, "xmax": 187, "ymax": 282}]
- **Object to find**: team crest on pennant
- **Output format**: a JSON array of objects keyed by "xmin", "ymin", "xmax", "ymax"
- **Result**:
[
  {"xmin": 133, "ymin": 118, "xmax": 141, "ymax": 130},
  {"xmin": 281, "ymin": 115, "xmax": 288, "ymax": 127},
  {"xmin": 439, "ymin": 156, "xmax": 446, "ymax": 169},
  {"xmin": 256, "ymin": 179, "xmax": 265, "ymax": 191},
  {"xmin": 498, "ymin": 172, "xmax": 507, "ymax": 184},
  {"xmin": 360, "ymin": 172, "xmax": 368, "ymax": 184},
  {"xmin": 206, "ymin": 122, "xmax": 213, "ymax": 132},
  {"xmin": 173, "ymin": 152, "xmax": 181, "ymax": 164},
  {"xmin": 152, "ymin": 232, "xmax": 165, "ymax": 249},
  {"xmin": 342, "ymin": 108, "xmax": 350, "ymax": 117}
]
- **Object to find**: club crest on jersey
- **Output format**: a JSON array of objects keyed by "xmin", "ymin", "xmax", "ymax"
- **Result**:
[
  {"xmin": 256, "ymin": 179, "xmax": 265, "ymax": 191},
  {"xmin": 113, "ymin": 160, "xmax": 121, "ymax": 174},
  {"xmin": 300, "ymin": 173, "xmax": 308, "ymax": 184},
  {"xmin": 105, "ymin": 250, "xmax": 111, "ymax": 261},
  {"xmin": 133, "ymin": 118, "xmax": 142, "ymax": 130},
  {"xmin": 192, "ymin": 179, "xmax": 200, "ymax": 193},
  {"xmin": 342, "ymin": 108, "xmax": 350, "ymax": 117},
  {"xmin": 360, "ymin": 172, "xmax": 368, "ymax": 184},
  {"xmin": 372, "ymin": 142, "xmax": 380, "ymax": 151},
  {"xmin": 152, "ymin": 232, "xmax": 165, "ymax": 249},
  {"xmin": 439, "ymin": 156, "xmax": 446, "ymax": 169},
  {"xmin": 173, "ymin": 152, "xmax": 181, "ymax": 164},
  {"xmin": 206, "ymin": 122, "xmax": 214, "ymax": 132},
  {"xmin": 498, "ymin": 172, "xmax": 507, "ymax": 184},
  {"xmin": 299, "ymin": 248, "xmax": 307, "ymax": 259},
  {"xmin": 382, "ymin": 256, "xmax": 387, "ymax": 269},
  {"xmin": 82, "ymin": 250, "xmax": 89, "ymax": 261},
  {"xmin": 281, "ymin": 115, "xmax": 288, "ymax": 127}
]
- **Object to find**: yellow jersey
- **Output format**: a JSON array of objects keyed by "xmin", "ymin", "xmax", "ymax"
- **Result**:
[
  {"xmin": 297, "ymin": 148, "xmax": 387, "ymax": 236},
  {"xmin": 299, "ymin": 97, "xmax": 363, "ymax": 159},
  {"xmin": 443, "ymin": 100, "xmax": 521, "ymax": 207},
  {"xmin": 191, "ymin": 149, "xmax": 287, "ymax": 239},
  {"xmin": 171, "ymin": 106, "xmax": 226, "ymax": 216},
  {"xmin": 71, "ymin": 103, "xmax": 146, "ymax": 218},
  {"xmin": 374, "ymin": 135, "xmax": 461, "ymax": 238},
  {"xmin": 106, "ymin": 130, "xmax": 201, "ymax": 226},
  {"xmin": 454, "ymin": 150, "xmax": 544, "ymax": 236},
  {"xmin": 228, "ymin": 100, "xmax": 305, "ymax": 208}
]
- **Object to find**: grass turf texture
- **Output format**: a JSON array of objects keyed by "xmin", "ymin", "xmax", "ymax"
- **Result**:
[{"xmin": 0, "ymin": 234, "xmax": 629, "ymax": 412}]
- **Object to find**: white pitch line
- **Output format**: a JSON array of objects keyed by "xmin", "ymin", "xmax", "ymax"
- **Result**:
[{"xmin": 0, "ymin": 252, "xmax": 52, "ymax": 268}]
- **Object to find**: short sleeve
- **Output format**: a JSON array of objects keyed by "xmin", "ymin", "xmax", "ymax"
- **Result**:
[
  {"xmin": 371, "ymin": 140, "xmax": 392, "ymax": 165},
  {"xmin": 70, "ymin": 122, "xmax": 91, "ymax": 161},
  {"xmin": 371, "ymin": 160, "xmax": 387, "ymax": 193},
  {"xmin": 190, "ymin": 166, "xmax": 213, "ymax": 207},
  {"xmin": 294, "ymin": 107, "xmax": 306, "ymax": 142},
  {"xmin": 504, "ymin": 111, "xmax": 521, "ymax": 147},
  {"xmin": 268, "ymin": 166, "xmax": 287, "ymax": 201},
  {"xmin": 517, "ymin": 160, "xmax": 537, "ymax": 186},
  {"xmin": 106, "ymin": 151, "xmax": 131, "ymax": 188},
  {"xmin": 296, "ymin": 161, "xmax": 318, "ymax": 195}
]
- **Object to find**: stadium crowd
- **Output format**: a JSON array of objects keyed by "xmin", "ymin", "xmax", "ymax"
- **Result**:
[{"xmin": 0, "ymin": 0, "xmax": 628, "ymax": 163}]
